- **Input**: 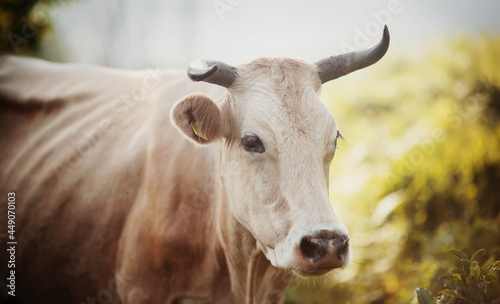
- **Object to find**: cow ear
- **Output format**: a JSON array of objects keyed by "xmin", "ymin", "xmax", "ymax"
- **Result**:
[{"xmin": 170, "ymin": 93, "xmax": 222, "ymax": 144}]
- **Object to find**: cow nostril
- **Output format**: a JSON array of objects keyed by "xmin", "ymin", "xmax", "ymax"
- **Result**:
[
  {"xmin": 334, "ymin": 236, "xmax": 349, "ymax": 259},
  {"xmin": 299, "ymin": 236, "xmax": 327, "ymax": 261},
  {"xmin": 299, "ymin": 232, "xmax": 350, "ymax": 263}
]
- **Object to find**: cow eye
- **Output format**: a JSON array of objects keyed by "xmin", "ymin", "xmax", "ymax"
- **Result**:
[
  {"xmin": 335, "ymin": 130, "xmax": 343, "ymax": 147},
  {"xmin": 241, "ymin": 135, "xmax": 265, "ymax": 153},
  {"xmin": 332, "ymin": 130, "xmax": 343, "ymax": 154}
]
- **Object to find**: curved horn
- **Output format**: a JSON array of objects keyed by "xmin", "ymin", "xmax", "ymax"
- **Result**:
[
  {"xmin": 187, "ymin": 60, "xmax": 238, "ymax": 88},
  {"xmin": 315, "ymin": 25, "xmax": 390, "ymax": 84}
]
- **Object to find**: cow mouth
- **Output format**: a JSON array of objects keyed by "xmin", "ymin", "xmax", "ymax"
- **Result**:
[{"xmin": 291, "ymin": 266, "xmax": 337, "ymax": 278}]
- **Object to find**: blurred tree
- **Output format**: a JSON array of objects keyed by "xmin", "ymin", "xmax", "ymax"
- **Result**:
[{"xmin": 0, "ymin": 0, "xmax": 67, "ymax": 54}]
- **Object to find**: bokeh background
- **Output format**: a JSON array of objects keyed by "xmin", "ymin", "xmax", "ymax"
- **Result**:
[{"xmin": 1, "ymin": 0, "xmax": 499, "ymax": 303}]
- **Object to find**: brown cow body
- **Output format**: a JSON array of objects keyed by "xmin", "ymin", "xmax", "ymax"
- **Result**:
[
  {"xmin": 0, "ymin": 28, "xmax": 388, "ymax": 303},
  {"xmin": 0, "ymin": 56, "xmax": 285, "ymax": 303}
]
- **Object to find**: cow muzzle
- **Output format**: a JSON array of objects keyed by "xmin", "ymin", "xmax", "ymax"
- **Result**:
[{"xmin": 275, "ymin": 228, "xmax": 349, "ymax": 277}]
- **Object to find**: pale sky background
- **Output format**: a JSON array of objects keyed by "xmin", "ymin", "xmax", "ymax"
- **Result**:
[{"xmin": 42, "ymin": 0, "xmax": 500, "ymax": 69}]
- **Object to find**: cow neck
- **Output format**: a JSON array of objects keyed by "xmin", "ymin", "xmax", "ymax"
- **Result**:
[{"xmin": 216, "ymin": 149, "xmax": 291, "ymax": 303}]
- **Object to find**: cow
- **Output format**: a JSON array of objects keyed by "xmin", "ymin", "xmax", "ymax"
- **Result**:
[{"xmin": 0, "ymin": 26, "xmax": 389, "ymax": 304}]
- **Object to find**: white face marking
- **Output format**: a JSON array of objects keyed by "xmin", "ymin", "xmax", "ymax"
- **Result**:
[{"xmin": 220, "ymin": 58, "xmax": 350, "ymax": 275}]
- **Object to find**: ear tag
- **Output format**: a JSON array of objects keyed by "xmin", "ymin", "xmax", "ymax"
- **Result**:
[{"xmin": 189, "ymin": 121, "xmax": 208, "ymax": 140}]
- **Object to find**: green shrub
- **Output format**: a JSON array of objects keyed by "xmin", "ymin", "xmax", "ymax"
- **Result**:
[{"xmin": 417, "ymin": 249, "xmax": 500, "ymax": 304}]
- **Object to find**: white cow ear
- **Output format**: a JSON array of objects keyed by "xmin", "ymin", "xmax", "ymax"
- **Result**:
[{"xmin": 170, "ymin": 93, "xmax": 222, "ymax": 144}]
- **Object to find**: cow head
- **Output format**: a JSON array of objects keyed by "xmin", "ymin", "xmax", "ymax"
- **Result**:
[{"xmin": 171, "ymin": 26, "xmax": 389, "ymax": 277}]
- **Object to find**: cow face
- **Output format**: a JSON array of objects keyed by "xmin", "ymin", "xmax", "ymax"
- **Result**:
[
  {"xmin": 172, "ymin": 59, "xmax": 349, "ymax": 276},
  {"xmin": 171, "ymin": 59, "xmax": 349, "ymax": 276},
  {"xmin": 171, "ymin": 26, "xmax": 389, "ymax": 277},
  {"xmin": 227, "ymin": 58, "xmax": 352, "ymax": 276}
]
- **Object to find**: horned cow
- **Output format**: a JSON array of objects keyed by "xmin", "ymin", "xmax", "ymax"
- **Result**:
[{"xmin": 0, "ymin": 26, "xmax": 389, "ymax": 304}]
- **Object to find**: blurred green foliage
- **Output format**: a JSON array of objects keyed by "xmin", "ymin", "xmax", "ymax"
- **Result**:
[
  {"xmin": 0, "ymin": 0, "xmax": 66, "ymax": 54},
  {"xmin": 286, "ymin": 37, "xmax": 500, "ymax": 303}
]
